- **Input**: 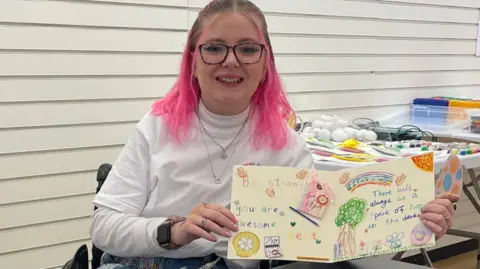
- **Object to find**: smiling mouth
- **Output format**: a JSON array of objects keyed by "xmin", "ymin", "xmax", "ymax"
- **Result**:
[{"xmin": 215, "ymin": 76, "xmax": 244, "ymax": 85}]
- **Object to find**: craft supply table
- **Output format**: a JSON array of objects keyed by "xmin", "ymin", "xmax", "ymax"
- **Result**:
[
  {"xmin": 311, "ymin": 143, "xmax": 480, "ymax": 268},
  {"xmin": 275, "ymin": 258, "xmax": 434, "ymax": 269}
]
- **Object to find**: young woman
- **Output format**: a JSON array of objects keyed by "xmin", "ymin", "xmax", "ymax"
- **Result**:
[{"xmin": 90, "ymin": 0, "xmax": 459, "ymax": 268}]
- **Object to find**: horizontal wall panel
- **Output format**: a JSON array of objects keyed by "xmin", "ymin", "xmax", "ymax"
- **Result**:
[
  {"xmin": 281, "ymin": 71, "xmax": 480, "ymax": 93},
  {"xmin": 0, "ymin": 147, "xmax": 122, "ymax": 180},
  {"xmin": 0, "ymin": 218, "xmax": 90, "ymax": 254},
  {"xmin": 0, "ymin": 100, "xmax": 152, "ymax": 129},
  {"xmin": 296, "ymin": 104, "xmax": 410, "ymax": 122},
  {"xmin": 2, "ymin": 85, "xmax": 480, "ymax": 130},
  {"xmin": 0, "ymin": 26, "xmax": 187, "ymax": 52},
  {"xmin": 0, "ymin": 123, "xmax": 134, "ymax": 154},
  {"xmin": 290, "ymin": 86, "xmax": 479, "ymax": 111},
  {"xmin": 4, "ymin": 53, "xmax": 480, "ymax": 77},
  {"xmin": 0, "ymin": 53, "xmax": 181, "ymax": 76},
  {"xmin": 266, "ymin": 15, "xmax": 478, "ymax": 39},
  {"xmin": 0, "ymin": 240, "xmax": 92, "ymax": 269},
  {"xmin": 87, "ymin": 0, "xmax": 187, "ymax": 7},
  {"xmin": 0, "ymin": 195, "xmax": 94, "ymax": 229},
  {"xmin": 0, "ymin": 77, "xmax": 174, "ymax": 102},
  {"xmin": 0, "ymin": 1, "xmax": 187, "ymax": 29},
  {"xmin": 3, "ymin": 71, "xmax": 480, "ymax": 104},
  {"xmin": 188, "ymin": 0, "xmax": 479, "ymax": 23},
  {"xmin": 0, "ymin": 172, "xmax": 97, "ymax": 205},
  {"xmin": 187, "ymin": 11, "xmax": 477, "ymax": 39},
  {"xmin": 11, "ymin": 23, "xmax": 475, "ymax": 54},
  {"xmin": 274, "ymin": 55, "xmax": 480, "ymax": 73},
  {"xmin": 381, "ymin": 0, "xmax": 480, "ymax": 8},
  {"xmin": 4, "ymin": 86, "xmax": 476, "ymax": 131},
  {"xmin": 270, "ymin": 36, "xmax": 475, "ymax": 55}
]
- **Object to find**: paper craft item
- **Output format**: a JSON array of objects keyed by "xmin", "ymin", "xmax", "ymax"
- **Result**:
[
  {"xmin": 435, "ymin": 154, "xmax": 463, "ymax": 197},
  {"xmin": 228, "ymin": 153, "xmax": 436, "ymax": 263}
]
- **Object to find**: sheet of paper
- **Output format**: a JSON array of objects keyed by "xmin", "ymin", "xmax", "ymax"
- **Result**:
[{"xmin": 228, "ymin": 153, "xmax": 436, "ymax": 263}]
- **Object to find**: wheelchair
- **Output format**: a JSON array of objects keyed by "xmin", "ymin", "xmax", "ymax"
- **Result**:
[
  {"xmin": 62, "ymin": 164, "xmax": 282, "ymax": 269},
  {"xmin": 62, "ymin": 163, "xmax": 111, "ymax": 269}
]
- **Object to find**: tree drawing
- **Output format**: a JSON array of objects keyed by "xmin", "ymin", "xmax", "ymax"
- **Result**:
[{"xmin": 335, "ymin": 198, "xmax": 368, "ymax": 257}]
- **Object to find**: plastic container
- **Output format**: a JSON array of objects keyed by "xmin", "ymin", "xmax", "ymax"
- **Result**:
[
  {"xmin": 449, "ymin": 100, "xmax": 480, "ymax": 122},
  {"xmin": 412, "ymin": 98, "xmax": 449, "ymax": 126},
  {"xmin": 380, "ymin": 104, "xmax": 469, "ymax": 134}
]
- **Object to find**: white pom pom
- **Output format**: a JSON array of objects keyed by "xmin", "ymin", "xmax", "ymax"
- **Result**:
[
  {"xmin": 302, "ymin": 126, "xmax": 313, "ymax": 133},
  {"xmin": 355, "ymin": 129, "xmax": 367, "ymax": 141},
  {"xmin": 311, "ymin": 120, "xmax": 325, "ymax": 129},
  {"xmin": 343, "ymin": 127, "xmax": 357, "ymax": 139},
  {"xmin": 315, "ymin": 129, "xmax": 332, "ymax": 140},
  {"xmin": 364, "ymin": 130, "xmax": 377, "ymax": 142},
  {"xmin": 332, "ymin": 129, "xmax": 349, "ymax": 142}
]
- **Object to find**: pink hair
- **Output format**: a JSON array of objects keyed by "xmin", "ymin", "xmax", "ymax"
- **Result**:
[{"xmin": 151, "ymin": 0, "xmax": 293, "ymax": 150}]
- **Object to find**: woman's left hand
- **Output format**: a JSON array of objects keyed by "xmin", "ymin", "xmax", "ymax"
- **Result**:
[{"xmin": 420, "ymin": 193, "xmax": 459, "ymax": 239}]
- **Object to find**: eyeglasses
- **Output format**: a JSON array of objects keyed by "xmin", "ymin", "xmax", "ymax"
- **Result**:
[{"xmin": 198, "ymin": 43, "xmax": 265, "ymax": 65}]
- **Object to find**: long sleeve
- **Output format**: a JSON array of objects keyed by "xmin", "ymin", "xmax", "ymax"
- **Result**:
[
  {"xmin": 90, "ymin": 114, "xmax": 167, "ymax": 257},
  {"xmin": 91, "ymin": 208, "xmax": 166, "ymax": 257},
  {"xmin": 284, "ymin": 128, "xmax": 315, "ymax": 169}
]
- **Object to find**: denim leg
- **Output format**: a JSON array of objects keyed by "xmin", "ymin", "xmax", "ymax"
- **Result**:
[
  {"xmin": 99, "ymin": 253, "xmax": 229, "ymax": 269},
  {"xmin": 97, "ymin": 264, "xmax": 130, "ymax": 269}
]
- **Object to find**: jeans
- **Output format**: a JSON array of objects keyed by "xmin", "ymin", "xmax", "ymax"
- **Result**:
[
  {"xmin": 97, "ymin": 253, "xmax": 229, "ymax": 269},
  {"xmin": 97, "ymin": 253, "xmax": 294, "ymax": 269}
]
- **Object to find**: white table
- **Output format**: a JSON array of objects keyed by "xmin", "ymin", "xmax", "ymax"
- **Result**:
[
  {"xmin": 450, "ymin": 130, "xmax": 480, "ymax": 143},
  {"xmin": 313, "ymin": 151, "xmax": 480, "ymax": 268}
]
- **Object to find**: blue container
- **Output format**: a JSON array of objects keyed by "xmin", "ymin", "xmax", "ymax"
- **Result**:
[{"xmin": 411, "ymin": 98, "xmax": 449, "ymax": 126}]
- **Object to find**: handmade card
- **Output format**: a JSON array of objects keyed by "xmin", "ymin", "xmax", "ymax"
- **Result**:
[
  {"xmin": 227, "ymin": 153, "xmax": 436, "ymax": 263},
  {"xmin": 435, "ymin": 154, "xmax": 463, "ymax": 197}
]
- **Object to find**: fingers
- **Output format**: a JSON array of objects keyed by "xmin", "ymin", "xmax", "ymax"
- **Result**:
[
  {"xmin": 182, "ymin": 216, "xmax": 217, "ymax": 242},
  {"xmin": 207, "ymin": 204, "xmax": 238, "ymax": 223},
  {"xmin": 424, "ymin": 201, "xmax": 453, "ymax": 222},
  {"xmin": 193, "ymin": 204, "xmax": 238, "ymax": 232},
  {"xmin": 437, "ymin": 193, "xmax": 460, "ymax": 203},
  {"xmin": 183, "ymin": 203, "xmax": 238, "ymax": 243},
  {"xmin": 201, "ymin": 204, "xmax": 238, "ymax": 232},
  {"xmin": 421, "ymin": 219, "xmax": 445, "ymax": 238}
]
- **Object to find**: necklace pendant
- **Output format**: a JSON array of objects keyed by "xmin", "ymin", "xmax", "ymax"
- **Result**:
[
  {"xmin": 214, "ymin": 177, "xmax": 222, "ymax": 184},
  {"xmin": 221, "ymin": 153, "xmax": 228, "ymax": 159}
]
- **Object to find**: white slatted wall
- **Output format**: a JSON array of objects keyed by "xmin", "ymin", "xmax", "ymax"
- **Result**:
[{"xmin": 1, "ymin": 0, "xmax": 480, "ymax": 268}]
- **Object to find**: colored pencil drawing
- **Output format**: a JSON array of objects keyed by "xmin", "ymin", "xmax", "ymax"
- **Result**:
[
  {"xmin": 435, "ymin": 154, "xmax": 463, "ymax": 196},
  {"xmin": 335, "ymin": 198, "xmax": 368, "ymax": 256},
  {"xmin": 385, "ymin": 232, "xmax": 404, "ymax": 250},
  {"xmin": 411, "ymin": 153, "xmax": 434, "ymax": 172},
  {"xmin": 395, "ymin": 174, "xmax": 406, "ymax": 186},
  {"xmin": 298, "ymin": 171, "xmax": 334, "ymax": 220}
]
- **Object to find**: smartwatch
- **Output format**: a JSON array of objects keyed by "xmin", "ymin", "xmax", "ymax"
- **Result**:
[{"xmin": 156, "ymin": 216, "xmax": 185, "ymax": 250}]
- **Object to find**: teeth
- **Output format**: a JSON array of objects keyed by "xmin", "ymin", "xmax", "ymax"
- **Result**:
[{"xmin": 217, "ymin": 77, "xmax": 242, "ymax": 83}]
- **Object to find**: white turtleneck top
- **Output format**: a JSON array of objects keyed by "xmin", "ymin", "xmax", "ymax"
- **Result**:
[{"xmin": 90, "ymin": 102, "xmax": 314, "ymax": 269}]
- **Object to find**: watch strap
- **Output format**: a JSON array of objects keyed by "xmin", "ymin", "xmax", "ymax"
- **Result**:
[{"xmin": 157, "ymin": 216, "xmax": 185, "ymax": 250}]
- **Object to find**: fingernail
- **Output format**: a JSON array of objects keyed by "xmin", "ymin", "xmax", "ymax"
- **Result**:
[
  {"xmin": 234, "ymin": 225, "xmax": 239, "ymax": 231},
  {"xmin": 211, "ymin": 236, "xmax": 218, "ymax": 242},
  {"xmin": 225, "ymin": 231, "xmax": 231, "ymax": 237}
]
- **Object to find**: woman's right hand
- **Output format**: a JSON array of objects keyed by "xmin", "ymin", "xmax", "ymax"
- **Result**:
[{"xmin": 170, "ymin": 203, "xmax": 238, "ymax": 246}]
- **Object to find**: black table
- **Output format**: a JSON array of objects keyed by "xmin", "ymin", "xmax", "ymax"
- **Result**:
[{"xmin": 275, "ymin": 258, "xmax": 434, "ymax": 269}]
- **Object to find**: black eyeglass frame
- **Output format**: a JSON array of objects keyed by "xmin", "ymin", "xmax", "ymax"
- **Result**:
[{"xmin": 197, "ymin": 43, "xmax": 266, "ymax": 65}]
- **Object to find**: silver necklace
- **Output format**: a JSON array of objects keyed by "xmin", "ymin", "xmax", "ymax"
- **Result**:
[
  {"xmin": 197, "ymin": 116, "xmax": 248, "ymax": 159},
  {"xmin": 198, "ymin": 117, "xmax": 248, "ymax": 184}
]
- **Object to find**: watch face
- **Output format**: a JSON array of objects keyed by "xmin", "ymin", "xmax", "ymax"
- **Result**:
[{"xmin": 156, "ymin": 222, "xmax": 171, "ymax": 246}]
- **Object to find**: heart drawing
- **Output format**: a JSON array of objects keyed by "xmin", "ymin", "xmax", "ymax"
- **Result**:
[{"xmin": 290, "ymin": 221, "xmax": 296, "ymax": 227}]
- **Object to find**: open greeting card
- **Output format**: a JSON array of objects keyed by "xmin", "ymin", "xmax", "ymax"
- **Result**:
[{"xmin": 227, "ymin": 153, "xmax": 439, "ymax": 263}]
